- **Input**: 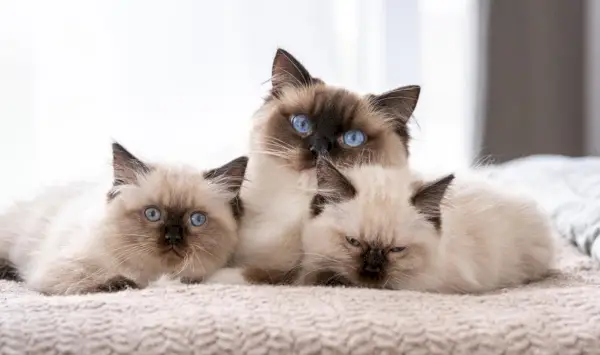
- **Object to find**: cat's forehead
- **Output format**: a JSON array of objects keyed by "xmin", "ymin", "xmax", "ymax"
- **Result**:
[
  {"xmin": 132, "ymin": 168, "xmax": 230, "ymax": 211},
  {"xmin": 333, "ymin": 168, "xmax": 416, "ymax": 242},
  {"xmin": 276, "ymin": 85, "xmax": 384, "ymax": 129}
]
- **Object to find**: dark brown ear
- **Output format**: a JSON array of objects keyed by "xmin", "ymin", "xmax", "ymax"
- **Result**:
[
  {"xmin": 112, "ymin": 142, "xmax": 151, "ymax": 187},
  {"xmin": 410, "ymin": 173, "xmax": 454, "ymax": 230},
  {"xmin": 204, "ymin": 156, "xmax": 249, "ymax": 194},
  {"xmin": 271, "ymin": 48, "xmax": 313, "ymax": 96},
  {"xmin": 204, "ymin": 156, "xmax": 249, "ymax": 220},
  {"xmin": 370, "ymin": 85, "xmax": 420, "ymax": 124},
  {"xmin": 311, "ymin": 158, "xmax": 357, "ymax": 217}
]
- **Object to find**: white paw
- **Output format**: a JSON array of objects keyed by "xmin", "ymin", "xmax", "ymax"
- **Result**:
[{"xmin": 204, "ymin": 268, "xmax": 249, "ymax": 285}]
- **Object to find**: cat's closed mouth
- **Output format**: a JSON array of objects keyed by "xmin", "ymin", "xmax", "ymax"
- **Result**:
[{"xmin": 162, "ymin": 247, "xmax": 184, "ymax": 259}]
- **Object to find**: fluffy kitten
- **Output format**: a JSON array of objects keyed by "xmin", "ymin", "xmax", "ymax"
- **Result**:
[
  {"xmin": 0, "ymin": 143, "xmax": 247, "ymax": 295},
  {"xmin": 297, "ymin": 158, "xmax": 555, "ymax": 293},
  {"xmin": 232, "ymin": 48, "xmax": 420, "ymax": 284}
]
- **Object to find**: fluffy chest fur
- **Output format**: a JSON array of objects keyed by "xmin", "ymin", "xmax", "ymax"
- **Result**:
[{"xmin": 234, "ymin": 154, "xmax": 316, "ymax": 272}]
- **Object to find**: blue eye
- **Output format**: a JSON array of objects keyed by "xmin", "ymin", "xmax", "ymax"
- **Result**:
[
  {"xmin": 290, "ymin": 114, "xmax": 313, "ymax": 134},
  {"xmin": 189, "ymin": 212, "xmax": 207, "ymax": 227},
  {"xmin": 342, "ymin": 130, "xmax": 366, "ymax": 147},
  {"xmin": 390, "ymin": 247, "xmax": 406, "ymax": 253},
  {"xmin": 144, "ymin": 207, "xmax": 161, "ymax": 222}
]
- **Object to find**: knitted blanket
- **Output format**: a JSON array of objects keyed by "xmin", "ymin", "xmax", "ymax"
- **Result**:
[{"xmin": 1, "ymin": 155, "xmax": 600, "ymax": 354}]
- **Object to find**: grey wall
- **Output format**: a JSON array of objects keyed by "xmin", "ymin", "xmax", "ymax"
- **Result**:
[
  {"xmin": 586, "ymin": 0, "xmax": 600, "ymax": 156},
  {"xmin": 477, "ymin": 0, "xmax": 587, "ymax": 163}
]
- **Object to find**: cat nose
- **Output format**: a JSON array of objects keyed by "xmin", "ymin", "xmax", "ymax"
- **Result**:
[
  {"xmin": 309, "ymin": 139, "xmax": 333, "ymax": 156},
  {"xmin": 164, "ymin": 225, "xmax": 184, "ymax": 245},
  {"xmin": 166, "ymin": 234, "xmax": 183, "ymax": 245},
  {"xmin": 363, "ymin": 248, "xmax": 385, "ymax": 272}
]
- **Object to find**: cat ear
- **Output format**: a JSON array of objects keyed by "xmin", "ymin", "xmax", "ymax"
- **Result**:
[
  {"xmin": 311, "ymin": 158, "xmax": 357, "ymax": 216},
  {"xmin": 203, "ymin": 156, "xmax": 249, "ymax": 194},
  {"xmin": 112, "ymin": 142, "xmax": 152, "ymax": 187},
  {"xmin": 410, "ymin": 173, "xmax": 455, "ymax": 230},
  {"xmin": 271, "ymin": 48, "xmax": 313, "ymax": 95},
  {"xmin": 204, "ymin": 156, "xmax": 249, "ymax": 220},
  {"xmin": 370, "ymin": 85, "xmax": 421, "ymax": 124}
]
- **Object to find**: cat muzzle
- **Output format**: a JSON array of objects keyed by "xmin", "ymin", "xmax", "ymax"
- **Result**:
[
  {"xmin": 308, "ymin": 137, "xmax": 333, "ymax": 157},
  {"xmin": 164, "ymin": 225, "xmax": 184, "ymax": 246},
  {"xmin": 165, "ymin": 234, "xmax": 183, "ymax": 245},
  {"xmin": 362, "ymin": 248, "xmax": 386, "ymax": 273}
]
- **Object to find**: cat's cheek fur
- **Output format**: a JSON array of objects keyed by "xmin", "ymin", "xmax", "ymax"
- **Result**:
[
  {"xmin": 298, "ymin": 217, "xmax": 355, "ymax": 285},
  {"xmin": 233, "ymin": 155, "xmax": 316, "ymax": 275}
]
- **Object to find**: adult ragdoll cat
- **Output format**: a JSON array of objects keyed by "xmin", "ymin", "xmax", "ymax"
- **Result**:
[
  {"xmin": 230, "ymin": 48, "xmax": 420, "ymax": 284},
  {"xmin": 0, "ymin": 142, "xmax": 247, "ymax": 295},
  {"xmin": 297, "ymin": 158, "xmax": 555, "ymax": 293}
]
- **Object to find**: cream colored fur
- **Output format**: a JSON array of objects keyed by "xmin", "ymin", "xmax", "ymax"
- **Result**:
[
  {"xmin": 0, "ymin": 165, "xmax": 240, "ymax": 295},
  {"xmin": 232, "ymin": 105, "xmax": 317, "ymax": 273},
  {"xmin": 299, "ymin": 166, "xmax": 555, "ymax": 293},
  {"xmin": 232, "ymin": 97, "xmax": 409, "ymax": 277}
]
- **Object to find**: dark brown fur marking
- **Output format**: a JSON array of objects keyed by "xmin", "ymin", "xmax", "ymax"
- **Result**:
[
  {"xmin": 242, "ymin": 267, "xmax": 299, "ymax": 285},
  {"xmin": 411, "ymin": 173, "xmax": 455, "ymax": 230},
  {"xmin": 264, "ymin": 85, "xmax": 393, "ymax": 171},
  {"xmin": 311, "ymin": 158, "xmax": 357, "ymax": 217},
  {"xmin": 0, "ymin": 259, "xmax": 21, "ymax": 282},
  {"xmin": 262, "ymin": 49, "xmax": 419, "ymax": 173},
  {"xmin": 88, "ymin": 275, "xmax": 138, "ymax": 293},
  {"xmin": 107, "ymin": 142, "xmax": 153, "ymax": 202}
]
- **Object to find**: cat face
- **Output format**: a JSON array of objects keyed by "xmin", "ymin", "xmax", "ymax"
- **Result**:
[
  {"xmin": 301, "ymin": 158, "xmax": 454, "ymax": 289},
  {"xmin": 104, "ymin": 143, "xmax": 247, "ymax": 280},
  {"xmin": 254, "ymin": 48, "xmax": 420, "ymax": 171}
]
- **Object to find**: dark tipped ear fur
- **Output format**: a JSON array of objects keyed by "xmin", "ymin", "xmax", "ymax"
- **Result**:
[
  {"xmin": 271, "ymin": 48, "xmax": 314, "ymax": 97},
  {"xmin": 369, "ymin": 84, "xmax": 420, "ymax": 124},
  {"xmin": 310, "ymin": 158, "xmax": 357, "ymax": 217},
  {"xmin": 108, "ymin": 142, "xmax": 152, "ymax": 201},
  {"xmin": 112, "ymin": 142, "xmax": 151, "ymax": 186},
  {"xmin": 204, "ymin": 156, "xmax": 249, "ymax": 220},
  {"xmin": 203, "ymin": 156, "xmax": 248, "ymax": 193},
  {"xmin": 410, "ymin": 173, "xmax": 455, "ymax": 231}
]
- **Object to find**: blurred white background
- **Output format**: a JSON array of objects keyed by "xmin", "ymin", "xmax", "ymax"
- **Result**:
[{"xmin": 0, "ymin": 0, "xmax": 476, "ymax": 204}]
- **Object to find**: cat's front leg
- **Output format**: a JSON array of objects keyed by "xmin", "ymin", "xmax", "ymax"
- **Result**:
[
  {"xmin": 0, "ymin": 259, "xmax": 22, "ymax": 281},
  {"xmin": 86, "ymin": 275, "xmax": 139, "ymax": 293},
  {"xmin": 26, "ymin": 258, "xmax": 138, "ymax": 295},
  {"xmin": 202, "ymin": 267, "xmax": 249, "ymax": 285},
  {"xmin": 293, "ymin": 267, "xmax": 320, "ymax": 286}
]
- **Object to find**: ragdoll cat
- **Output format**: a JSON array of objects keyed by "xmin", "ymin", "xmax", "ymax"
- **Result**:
[
  {"xmin": 231, "ymin": 48, "xmax": 420, "ymax": 284},
  {"xmin": 297, "ymin": 158, "xmax": 555, "ymax": 293},
  {"xmin": 0, "ymin": 142, "xmax": 247, "ymax": 295}
]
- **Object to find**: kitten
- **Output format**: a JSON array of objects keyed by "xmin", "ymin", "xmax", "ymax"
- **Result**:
[
  {"xmin": 297, "ymin": 158, "xmax": 555, "ymax": 293},
  {"xmin": 0, "ymin": 142, "xmax": 247, "ymax": 295},
  {"xmin": 232, "ymin": 48, "xmax": 420, "ymax": 284}
]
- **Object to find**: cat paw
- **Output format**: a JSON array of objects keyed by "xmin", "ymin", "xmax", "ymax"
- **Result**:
[
  {"xmin": 0, "ymin": 259, "xmax": 22, "ymax": 282},
  {"xmin": 180, "ymin": 276, "xmax": 204, "ymax": 284},
  {"xmin": 92, "ymin": 276, "xmax": 139, "ymax": 293},
  {"xmin": 205, "ymin": 268, "xmax": 249, "ymax": 285}
]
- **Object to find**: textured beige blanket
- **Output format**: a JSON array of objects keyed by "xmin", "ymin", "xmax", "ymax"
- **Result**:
[{"xmin": 1, "ymin": 233, "xmax": 599, "ymax": 355}]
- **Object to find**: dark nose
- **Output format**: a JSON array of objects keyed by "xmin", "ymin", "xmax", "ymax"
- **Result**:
[
  {"xmin": 164, "ymin": 225, "xmax": 184, "ymax": 245},
  {"xmin": 363, "ymin": 248, "xmax": 386, "ymax": 273},
  {"xmin": 309, "ymin": 138, "xmax": 333, "ymax": 157}
]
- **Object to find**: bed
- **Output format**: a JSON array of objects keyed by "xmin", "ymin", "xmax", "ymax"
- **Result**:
[{"xmin": 1, "ymin": 155, "xmax": 599, "ymax": 354}]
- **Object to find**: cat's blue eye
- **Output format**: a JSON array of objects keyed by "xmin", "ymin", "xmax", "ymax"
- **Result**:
[
  {"xmin": 390, "ymin": 246, "xmax": 406, "ymax": 253},
  {"xmin": 345, "ymin": 236, "xmax": 361, "ymax": 247},
  {"xmin": 189, "ymin": 212, "xmax": 207, "ymax": 227},
  {"xmin": 144, "ymin": 207, "xmax": 161, "ymax": 222},
  {"xmin": 290, "ymin": 114, "xmax": 313, "ymax": 135},
  {"xmin": 341, "ymin": 129, "xmax": 366, "ymax": 147}
]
